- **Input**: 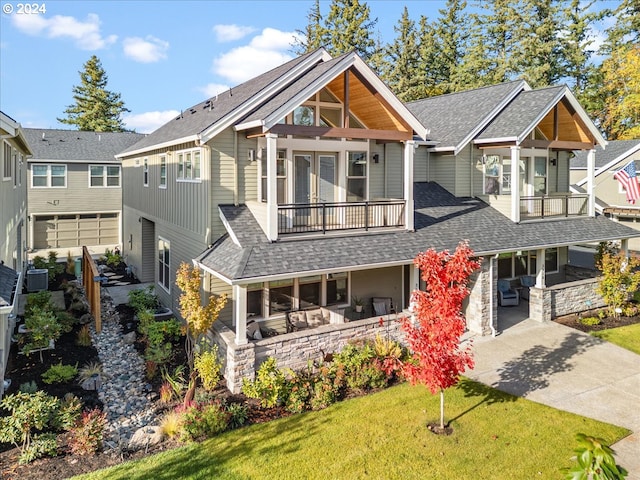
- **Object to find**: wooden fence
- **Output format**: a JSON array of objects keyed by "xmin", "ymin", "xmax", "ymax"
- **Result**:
[{"xmin": 82, "ymin": 247, "xmax": 102, "ymax": 332}]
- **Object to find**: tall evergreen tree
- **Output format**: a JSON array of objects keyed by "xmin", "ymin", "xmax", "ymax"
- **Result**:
[
  {"xmin": 58, "ymin": 56, "xmax": 129, "ymax": 132},
  {"xmin": 562, "ymin": 0, "xmax": 599, "ymax": 94},
  {"xmin": 292, "ymin": 0, "xmax": 327, "ymax": 55},
  {"xmin": 434, "ymin": 0, "xmax": 470, "ymax": 93},
  {"xmin": 415, "ymin": 15, "xmax": 449, "ymax": 97},
  {"xmin": 380, "ymin": 7, "xmax": 421, "ymax": 101},
  {"xmin": 323, "ymin": 0, "xmax": 378, "ymax": 60}
]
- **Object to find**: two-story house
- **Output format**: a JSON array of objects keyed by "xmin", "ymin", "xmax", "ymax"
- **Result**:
[
  {"xmin": 1, "ymin": 111, "xmax": 31, "ymax": 397},
  {"xmin": 118, "ymin": 49, "xmax": 640, "ymax": 393},
  {"xmin": 22, "ymin": 129, "xmax": 144, "ymax": 255},
  {"xmin": 571, "ymin": 140, "xmax": 640, "ymax": 249}
]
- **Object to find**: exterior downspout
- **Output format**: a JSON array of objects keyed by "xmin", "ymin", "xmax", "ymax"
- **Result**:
[
  {"xmin": 489, "ymin": 255, "xmax": 498, "ymax": 337},
  {"xmin": 470, "ymin": 145, "xmax": 474, "ymax": 197}
]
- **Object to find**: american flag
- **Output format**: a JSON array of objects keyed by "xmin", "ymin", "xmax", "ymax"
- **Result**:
[{"xmin": 614, "ymin": 161, "xmax": 640, "ymax": 204}]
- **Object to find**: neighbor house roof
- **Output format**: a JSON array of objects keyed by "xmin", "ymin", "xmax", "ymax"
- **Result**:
[
  {"xmin": 196, "ymin": 183, "xmax": 640, "ymax": 284},
  {"xmin": 572, "ymin": 140, "xmax": 640, "ymax": 170},
  {"xmin": 22, "ymin": 129, "xmax": 145, "ymax": 163},
  {"xmin": 119, "ymin": 48, "xmax": 428, "ymax": 157},
  {"xmin": 406, "ymin": 81, "xmax": 526, "ymax": 154},
  {"xmin": 0, "ymin": 263, "xmax": 19, "ymax": 309}
]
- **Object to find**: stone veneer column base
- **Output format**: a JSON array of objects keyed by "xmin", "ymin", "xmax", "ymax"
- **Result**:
[{"xmin": 529, "ymin": 287, "xmax": 551, "ymax": 323}]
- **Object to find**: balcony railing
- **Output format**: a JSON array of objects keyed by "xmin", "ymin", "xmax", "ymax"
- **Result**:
[
  {"xmin": 520, "ymin": 194, "xmax": 589, "ymax": 221},
  {"xmin": 278, "ymin": 200, "xmax": 405, "ymax": 235}
]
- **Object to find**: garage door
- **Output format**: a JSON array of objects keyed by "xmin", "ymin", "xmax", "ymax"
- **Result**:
[{"xmin": 33, "ymin": 213, "xmax": 119, "ymax": 249}]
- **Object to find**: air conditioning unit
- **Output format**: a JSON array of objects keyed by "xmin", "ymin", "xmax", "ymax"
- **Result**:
[{"xmin": 26, "ymin": 269, "xmax": 48, "ymax": 292}]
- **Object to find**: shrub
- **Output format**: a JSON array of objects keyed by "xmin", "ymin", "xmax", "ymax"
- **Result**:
[
  {"xmin": 225, "ymin": 402, "xmax": 248, "ymax": 429},
  {"xmin": 56, "ymin": 311, "xmax": 76, "ymax": 333},
  {"xmin": 179, "ymin": 401, "xmax": 229, "ymax": 442},
  {"xmin": 22, "ymin": 309, "xmax": 63, "ymax": 361},
  {"xmin": 622, "ymin": 303, "xmax": 638, "ymax": 317},
  {"xmin": 19, "ymin": 433, "xmax": 58, "ymax": 464},
  {"xmin": 77, "ymin": 324, "xmax": 92, "ymax": 346},
  {"xmin": 194, "ymin": 344, "xmax": 222, "ymax": 391},
  {"xmin": 580, "ymin": 316, "xmax": 602, "ymax": 327},
  {"xmin": 104, "ymin": 248, "xmax": 123, "ymax": 268},
  {"xmin": 32, "ymin": 252, "xmax": 64, "ymax": 283},
  {"xmin": 242, "ymin": 357, "xmax": 291, "ymax": 408},
  {"xmin": 24, "ymin": 291, "xmax": 54, "ymax": 318},
  {"xmin": 77, "ymin": 361, "xmax": 103, "ymax": 384},
  {"xmin": 0, "ymin": 391, "xmax": 61, "ymax": 462},
  {"xmin": 159, "ymin": 382, "xmax": 174, "ymax": 404},
  {"xmin": 561, "ymin": 433, "xmax": 628, "ymax": 479},
  {"xmin": 159, "ymin": 411, "xmax": 183, "ymax": 439},
  {"xmin": 19, "ymin": 380, "xmax": 38, "ymax": 394},
  {"xmin": 42, "ymin": 362, "xmax": 78, "ymax": 384},
  {"xmin": 140, "ymin": 318, "xmax": 182, "ymax": 365},
  {"xmin": 286, "ymin": 370, "xmax": 312, "ymax": 413},
  {"xmin": 66, "ymin": 251, "xmax": 75, "ymax": 275},
  {"xmin": 161, "ymin": 365, "xmax": 187, "ymax": 398},
  {"xmin": 68, "ymin": 408, "xmax": 107, "ymax": 455},
  {"xmin": 333, "ymin": 342, "xmax": 388, "ymax": 392},
  {"xmin": 55, "ymin": 394, "xmax": 82, "ymax": 431},
  {"xmin": 310, "ymin": 364, "xmax": 342, "ymax": 410},
  {"xmin": 145, "ymin": 360, "xmax": 158, "ymax": 380},
  {"xmin": 128, "ymin": 286, "xmax": 159, "ymax": 313},
  {"xmin": 373, "ymin": 334, "xmax": 406, "ymax": 380}
]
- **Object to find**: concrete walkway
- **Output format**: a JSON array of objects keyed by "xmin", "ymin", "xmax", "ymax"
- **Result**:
[{"xmin": 467, "ymin": 317, "xmax": 640, "ymax": 478}]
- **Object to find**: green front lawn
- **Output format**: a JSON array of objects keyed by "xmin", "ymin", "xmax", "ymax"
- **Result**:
[
  {"xmin": 592, "ymin": 323, "xmax": 640, "ymax": 355},
  {"xmin": 74, "ymin": 379, "xmax": 629, "ymax": 480}
]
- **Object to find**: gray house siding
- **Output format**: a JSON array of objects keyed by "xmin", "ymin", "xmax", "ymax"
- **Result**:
[{"xmin": 1, "ymin": 138, "xmax": 28, "ymax": 272}]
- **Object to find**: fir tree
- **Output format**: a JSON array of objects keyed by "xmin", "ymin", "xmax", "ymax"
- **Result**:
[
  {"xmin": 58, "ymin": 56, "xmax": 130, "ymax": 132},
  {"xmin": 292, "ymin": 0, "xmax": 327, "ymax": 55},
  {"xmin": 381, "ymin": 7, "xmax": 421, "ymax": 101},
  {"xmin": 323, "ymin": 0, "xmax": 377, "ymax": 61}
]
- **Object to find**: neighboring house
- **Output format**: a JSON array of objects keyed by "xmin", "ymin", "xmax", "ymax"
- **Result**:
[
  {"xmin": 118, "ymin": 49, "xmax": 640, "ymax": 393},
  {"xmin": 571, "ymin": 140, "xmax": 640, "ymax": 249},
  {"xmin": 22, "ymin": 129, "xmax": 144, "ymax": 254},
  {"xmin": 1, "ymin": 111, "xmax": 32, "ymax": 398}
]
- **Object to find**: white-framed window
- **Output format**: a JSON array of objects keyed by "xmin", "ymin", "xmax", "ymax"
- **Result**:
[
  {"xmin": 143, "ymin": 158, "xmax": 149, "ymax": 186},
  {"xmin": 89, "ymin": 165, "xmax": 121, "ymax": 187},
  {"xmin": 483, "ymin": 154, "xmax": 501, "ymax": 194},
  {"xmin": 177, "ymin": 148, "xmax": 201, "ymax": 181},
  {"xmin": 497, "ymin": 248, "xmax": 559, "ymax": 278},
  {"xmin": 260, "ymin": 148, "xmax": 287, "ymax": 203},
  {"xmin": 3, "ymin": 142, "xmax": 12, "ymax": 181},
  {"xmin": 158, "ymin": 237, "xmax": 170, "ymax": 292},
  {"xmin": 159, "ymin": 155, "xmax": 167, "ymax": 188},
  {"xmin": 533, "ymin": 156, "xmax": 547, "ymax": 195},
  {"xmin": 347, "ymin": 151, "xmax": 367, "ymax": 201},
  {"xmin": 32, "ymin": 164, "xmax": 67, "ymax": 188}
]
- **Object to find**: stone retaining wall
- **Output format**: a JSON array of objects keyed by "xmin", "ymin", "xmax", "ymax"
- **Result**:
[
  {"xmin": 214, "ymin": 315, "xmax": 408, "ymax": 393},
  {"xmin": 528, "ymin": 277, "xmax": 605, "ymax": 323}
]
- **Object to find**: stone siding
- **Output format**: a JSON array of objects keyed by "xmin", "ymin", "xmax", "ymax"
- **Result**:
[
  {"xmin": 465, "ymin": 258, "xmax": 494, "ymax": 335},
  {"xmin": 549, "ymin": 277, "xmax": 606, "ymax": 317}
]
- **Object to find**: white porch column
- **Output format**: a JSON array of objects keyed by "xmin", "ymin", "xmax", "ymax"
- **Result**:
[
  {"xmin": 403, "ymin": 140, "xmax": 415, "ymax": 231},
  {"xmin": 587, "ymin": 149, "xmax": 596, "ymax": 217},
  {"xmin": 535, "ymin": 248, "xmax": 546, "ymax": 288},
  {"xmin": 233, "ymin": 284, "xmax": 248, "ymax": 345},
  {"xmin": 266, "ymin": 133, "xmax": 278, "ymax": 241},
  {"xmin": 510, "ymin": 145, "xmax": 521, "ymax": 223},
  {"xmin": 621, "ymin": 239, "xmax": 629, "ymax": 260}
]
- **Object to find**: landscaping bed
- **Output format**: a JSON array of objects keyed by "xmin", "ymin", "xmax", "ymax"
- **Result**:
[{"xmin": 554, "ymin": 310, "xmax": 640, "ymax": 333}]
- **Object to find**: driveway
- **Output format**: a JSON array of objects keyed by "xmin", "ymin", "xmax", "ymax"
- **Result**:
[{"xmin": 466, "ymin": 318, "xmax": 640, "ymax": 478}]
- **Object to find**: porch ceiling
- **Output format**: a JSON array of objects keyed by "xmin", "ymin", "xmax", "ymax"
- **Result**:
[
  {"xmin": 326, "ymin": 70, "xmax": 411, "ymax": 134},
  {"xmin": 537, "ymin": 99, "xmax": 595, "ymax": 145}
]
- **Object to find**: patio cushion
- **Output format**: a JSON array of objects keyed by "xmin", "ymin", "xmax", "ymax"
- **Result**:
[
  {"xmin": 288, "ymin": 311, "xmax": 308, "ymax": 330},
  {"xmin": 306, "ymin": 308, "xmax": 325, "ymax": 328},
  {"xmin": 246, "ymin": 320, "xmax": 263, "ymax": 340}
]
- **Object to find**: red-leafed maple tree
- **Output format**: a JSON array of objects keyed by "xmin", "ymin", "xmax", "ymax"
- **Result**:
[{"xmin": 401, "ymin": 241, "xmax": 480, "ymax": 431}]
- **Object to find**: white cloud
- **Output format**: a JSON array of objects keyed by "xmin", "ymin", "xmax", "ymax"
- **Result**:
[
  {"xmin": 123, "ymin": 36, "xmax": 169, "ymax": 63},
  {"xmin": 12, "ymin": 13, "xmax": 117, "ymax": 50},
  {"xmin": 212, "ymin": 28, "xmax": 301, "ymax": 84},
  {"xmin": 198, "ymin": 83, "xmax": 232, "ymax": 98},
  {"xmin": 123, "ymin": 110, "xmax": 179, "ymax": 134},
  {"xmin": 212, "ymin": 24, "xmax": 255, "ymax": 42}
]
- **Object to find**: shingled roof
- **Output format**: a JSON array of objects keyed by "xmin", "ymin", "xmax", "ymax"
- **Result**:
[
  {"xmin": 0, "ymin": 264, "xmax": 19, "ymax": 308},
  {"xmin": 23, "ymin": 129, "xmax": 144, "ymax": 162},
  {"xmin": 197, "ymin": 183, "xmax": 640, "ymax": 283},
  {"xmin": 572, "ymin": 140, "xmax": 640, "ymax": 170},
  {"xmin": 406, "ymin": 81, "xmax": 525, "ymax": 153}
]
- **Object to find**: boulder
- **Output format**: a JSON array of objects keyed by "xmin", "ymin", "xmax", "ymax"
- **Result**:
[
  {"xmin": 122, "ymin": 331, "xmax": 137, "ymax": 344},
  {"xmin": 80, "ymin": 374, "xmax": 103, "ymax": 391},
  {"xmin": 79, "ymin": 313, "xmax": 94, "ymax": 325},
  {"xmin": 128, "ymin": 426, "xmax": 164, "ymax": 451}
]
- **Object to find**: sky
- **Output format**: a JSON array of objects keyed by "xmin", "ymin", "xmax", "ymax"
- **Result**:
[{"xmin": 0, "ymin": 0, "xmax": 616, "ymax": 134}]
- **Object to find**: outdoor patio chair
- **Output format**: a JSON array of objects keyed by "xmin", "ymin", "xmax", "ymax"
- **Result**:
[
  {"xmin": 371, "ymin": 297, "xmax": 395, "ymax": 316},
  {"xmin": 519, "ymin": 275, "xmax": 535, "ymax": 300},
  {"xmin": 497, "ymin": 279, "xmax": 519, "ymax": 306}
]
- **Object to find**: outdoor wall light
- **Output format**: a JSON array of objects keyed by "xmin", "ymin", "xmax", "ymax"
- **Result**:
[{"xmin": 372, "ymin": 153, "xmax": 379, "ymax": 163}]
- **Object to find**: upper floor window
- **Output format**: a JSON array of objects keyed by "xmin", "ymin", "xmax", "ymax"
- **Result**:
[
  {"xmin": 3, "ymin": 142, "xmax": 12, "ymax": 181},
  {"xmin": 32, "ymin": 164, "xmax": 66, "ymax": 188},
  {"xmin": 533, "ymin": 157, "xmax": 547, "ymax": 195},
  {"xmin": 159, "ymin": 155, "xmax": 167, "ymax": 188},
  {"xmin": 347, "ymin": 152, "xmax": 367, "ymax": 201},
  {"xmin": 177, "ymin": 149, "xmax": 201, "ymax": 181},
  {"xmin": 90, "ymin": 165, "xmax": 121, "ymax": 187},
  {"xmin": 143, "ymin": 158, "xmax": 149, "ymax": 186},
  {"xmin": 260, "ymin": 149, "xmax": 287, "ymax": 203}
]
